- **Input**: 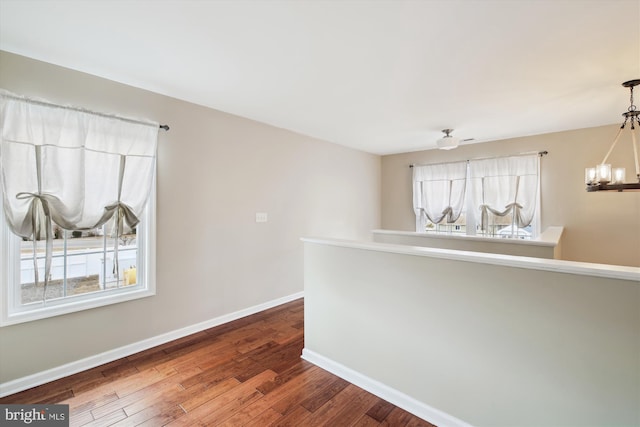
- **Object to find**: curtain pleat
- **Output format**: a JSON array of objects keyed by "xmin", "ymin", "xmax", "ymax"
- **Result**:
[{"xmin": 469, "ymin": 155, "xmax": 538, "ymax": 232}]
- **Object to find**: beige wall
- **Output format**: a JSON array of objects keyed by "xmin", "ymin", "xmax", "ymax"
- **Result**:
[
  {"xmin": 303, "ymin": 239, "xmax": 640, "ymax": 427},
  {"xmin": 0, "ymin": 51, "xmax": 381, "ymax": 383},
  {"xmin": 382, "ymin": 127, "xmax": 640, "ymax": 267}
]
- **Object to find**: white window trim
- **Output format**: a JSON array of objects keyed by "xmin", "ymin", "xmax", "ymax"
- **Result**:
[{"xmin": 0, "ymin": 178, "xmax": 156, "ymax": 327}]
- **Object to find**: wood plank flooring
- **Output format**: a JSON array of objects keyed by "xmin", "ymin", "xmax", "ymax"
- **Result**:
[{"xmin": 0, "ymin": 298, "xmax": 435, "ymax": 426}]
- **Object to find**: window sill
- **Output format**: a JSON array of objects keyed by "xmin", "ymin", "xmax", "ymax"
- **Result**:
[
  {"xmin": 1, "ymin": 286, "xmax": 155, "ymax": 327},
  {"xmin": 372, "ymin": 226, "xmax": 564, "ymax": 248},
  {"xmin": 372, "ymin": 227, "xmax": 564, "ymax": 260}
]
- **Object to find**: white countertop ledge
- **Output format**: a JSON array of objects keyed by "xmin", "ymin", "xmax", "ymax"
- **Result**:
[
  {"xmin": 301, "ymin": 237, "xmax": 640, "ymax": 282},
  {"xmin": 372, "ymin": 226, "xmax": 564, "ymax": 247}
]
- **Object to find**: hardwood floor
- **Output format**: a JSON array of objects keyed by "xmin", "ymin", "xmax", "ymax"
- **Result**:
[{"xmin": 0, "ymin": 298, "xmax": 435, "ymax": 426}]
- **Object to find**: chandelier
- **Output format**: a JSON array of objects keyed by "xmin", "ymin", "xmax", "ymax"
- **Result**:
[{"xmin": 585, "ymin": 79, "xmax": 640, "ymax": 192}]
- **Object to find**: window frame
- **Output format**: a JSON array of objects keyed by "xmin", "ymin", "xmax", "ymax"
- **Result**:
[{"xmin": 0, "ymin": 177, "xmax": 156, "ymax": 327}]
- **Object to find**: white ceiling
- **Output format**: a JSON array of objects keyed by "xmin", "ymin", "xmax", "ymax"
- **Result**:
[{"xmin": 1, "ymin": 0, "xmax": 639, "ymax": 155}]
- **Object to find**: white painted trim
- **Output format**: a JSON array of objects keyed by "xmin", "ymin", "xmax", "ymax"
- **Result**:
[
  {"xmin": 302, "ymin": 237, "xmax": 640, "ymax": 281},
  {"xmin": 0, "ymin": 291, "xmax": 304, "ymax": 397},
  {"xmin": 1, "ymin": 287, "xmax": 156, "ymax": 327},
  {"xmin": 0, "ymin": 176, "xmax": 158, "ymax": 327},
  {"xmin": 301, "ymin": 348, "xmax": 473, "ymax": 427}
]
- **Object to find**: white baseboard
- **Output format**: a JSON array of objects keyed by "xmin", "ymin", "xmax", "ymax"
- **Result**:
[
  {"xmin": 0, "ymin": 292, "xmax": 304, "ymax": 398},
  {"xmin": 301, "ymin": 348, "xmax": 472, "ymax": 427}
]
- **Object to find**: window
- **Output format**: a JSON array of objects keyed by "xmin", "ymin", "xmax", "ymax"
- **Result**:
[
  {"xmin": 0, "ymin": 91, "xmax": 158, "ymax": 326},
  {"xmin": 424, "ymin": 214, "xmax": 468, "ymax": 235},
  {"xmin": 0, "ymin": 186, "xmax": 156, "ymax": 325},
  {"xmin": 22, "ymin": 220, "xmax": 137, "ymax": 304},
  {"xmin": 413, "ymin": 154, "xmax": 540, "ymax": 239}
]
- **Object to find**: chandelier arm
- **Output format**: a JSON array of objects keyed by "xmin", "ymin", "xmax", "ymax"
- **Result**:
[
  {"xmin": 632, "ymin": 124, "xmax": 640, "ymax": 180},
  {"xmin": 600, "ymin": 125, "xmax": 625, "ymax": 164}
]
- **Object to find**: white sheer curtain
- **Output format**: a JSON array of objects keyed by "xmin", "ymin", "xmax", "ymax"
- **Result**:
[
  {"xmin": 469, "ymin": 154, "xmax": 539, "ymax": 232},
  {"xmin": 0, "ymin": 90, "xmax": 158, "ymax": 293},
  {"xmin": 413, "ymin": 161, "xmax": 467, "ymax": 231}
]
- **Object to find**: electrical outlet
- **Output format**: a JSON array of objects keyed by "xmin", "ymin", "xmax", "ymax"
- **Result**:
[{"xmin": 256, "ymin": 212, "xmax": 268, "ymax": 223}]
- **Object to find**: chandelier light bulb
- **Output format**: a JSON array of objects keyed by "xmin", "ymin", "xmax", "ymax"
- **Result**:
[
  {"xmin": 596, "ymin": 164, "xmax": 611, "ymax": 183},
  {"xmin": 612, "ymin": 167, "xmax": 626, "ymax": 184},
  {"xmin": 585, "ymin": 167, "xmax": 596, "ymax": 184}
]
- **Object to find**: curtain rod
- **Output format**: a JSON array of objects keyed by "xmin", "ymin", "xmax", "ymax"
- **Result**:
[
  {"xmin": 409, "ymin": 150, "xmax": 548, "ymax": 168},
  {"xmin": 0, "ymin": 92, "xmax": 170, "ymax": 131}
]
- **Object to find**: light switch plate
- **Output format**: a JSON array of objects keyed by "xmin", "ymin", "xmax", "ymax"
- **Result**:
[{"xmin": 256, "ymin": 212, "xmax": 268, "ymax": 223}]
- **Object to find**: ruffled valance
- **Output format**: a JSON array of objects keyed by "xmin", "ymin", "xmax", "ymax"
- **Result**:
[
  {"xmin": 413, "ymin": 161, "xmax": 467, "ymax": 228},
  {"xmin": 0, "ymin": 90, "xmax": 158, "ymax": 298}
]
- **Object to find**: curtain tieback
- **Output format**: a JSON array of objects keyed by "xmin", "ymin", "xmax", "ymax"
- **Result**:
[
  {"xmin": 15, "ymin": 191, "xmax": 58, "ymax": 300},
  {"xmin": 479, "ymin": 204, "xmax": 492, "ymax": 231},
  {"xmin": 505, "ymin": 202, "xmax": 524, "ymax": 227},
  {"xmin": 440, "ymin": 206, "xmax": 454, "ymax": 224},
  {"xmin": 479, "ymin": 204, "xmax": 507, "ymax": 231},
  {"xmin": 480, "ymin": 203, "xmax": 525, "ymax": 231},
  {"xmin": 103, "ymin": 202, "xmax": 139, "ymax": 282}
]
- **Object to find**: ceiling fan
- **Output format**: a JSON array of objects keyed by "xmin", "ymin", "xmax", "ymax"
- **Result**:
[{"xmin": 436, "ymin": 129, "xmax": 474, "ymax": 150}]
